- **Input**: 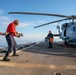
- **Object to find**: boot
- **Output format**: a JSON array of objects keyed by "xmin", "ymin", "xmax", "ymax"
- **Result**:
[
  {"xmin": 13, "ymin": 53, "xmax": 19, "ymax": 56},
  {"xmin": 3, "ymin": 57, "xmax": 10, "ymax": 61}
]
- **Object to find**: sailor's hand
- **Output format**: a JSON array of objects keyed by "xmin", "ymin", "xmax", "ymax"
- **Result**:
[
  {"xmin": 16, "ymin": 33, "xmax": 23, "ymax": 38},
  {"xmin": 16, "ymin": 31, "xmax": 19, "ymax": 34},
  {"xmin": 17, "ymin": 35, "xmax": 21, "ymax": 38},
  {"xmin": 16, "ymin": 34, "xmax": 20, "ymax": 38}
]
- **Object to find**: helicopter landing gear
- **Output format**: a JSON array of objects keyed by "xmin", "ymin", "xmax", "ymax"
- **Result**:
[{"xmin": 64, "ymin": 41, "xmax": 68, "ymax": 46}]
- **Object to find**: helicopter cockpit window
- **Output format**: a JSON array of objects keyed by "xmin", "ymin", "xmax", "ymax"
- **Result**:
[{"xmin": 71, "ymin": 26, "xmax": 75, "ymax": 33}]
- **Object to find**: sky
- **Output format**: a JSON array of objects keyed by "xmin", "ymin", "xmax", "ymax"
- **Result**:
[{"xmin": 0, "ymin": 0, "xmax": 76, "ymax": 46}]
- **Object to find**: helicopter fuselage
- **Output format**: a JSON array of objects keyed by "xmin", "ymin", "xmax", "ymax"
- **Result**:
[{"xmin": 60, "ymin": 22, "xmax": 76, "ymax": 45}]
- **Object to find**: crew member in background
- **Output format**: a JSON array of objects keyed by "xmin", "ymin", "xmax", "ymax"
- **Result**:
[
  {"xmin": 3, "ymin": 19, "xmax": 20, "ymax": 61},
  {"xmin": 47, "ymin": 30, "xmax": 53, "ymax": 48}
]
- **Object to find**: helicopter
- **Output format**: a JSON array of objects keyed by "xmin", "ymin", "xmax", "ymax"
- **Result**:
[{"xmin": 8, "ymin": 12, "xmax": 76, "ymax": 45}]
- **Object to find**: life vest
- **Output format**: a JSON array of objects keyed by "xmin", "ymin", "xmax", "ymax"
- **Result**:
[{"xmin": 50, "ymin": 38, "xmax": 53, "ymax": 42}]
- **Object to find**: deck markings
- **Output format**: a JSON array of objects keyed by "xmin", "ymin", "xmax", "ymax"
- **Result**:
[{"xmin": 0, "ymin": 62, "xmax": 76, "ymax": 69}]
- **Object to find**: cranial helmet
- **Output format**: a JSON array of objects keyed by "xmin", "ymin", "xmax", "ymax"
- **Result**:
[
  {"xmin": 49, "ymin": 30, "xmax": 51, "ymax": 33},
  {"xmin": 13, "ymin": 19, "xmax": 19, "ymax": 25}
]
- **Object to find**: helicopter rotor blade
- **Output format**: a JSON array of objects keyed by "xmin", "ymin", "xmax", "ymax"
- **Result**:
[
  {"xmin": 34, "ymin": 18, "xmax": 68, "ymax": 28},
  {"xmin": 8, "ymin": 12, "xmax": 68, "ymax": 18}
]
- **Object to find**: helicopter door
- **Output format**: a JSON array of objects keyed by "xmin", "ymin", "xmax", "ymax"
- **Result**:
[{"xmin": 64, "ymin": 29, "xmax": 66, "ymax": 36}]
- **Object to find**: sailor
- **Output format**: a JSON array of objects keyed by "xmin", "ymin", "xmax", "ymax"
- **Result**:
[
  {"xmin": 47, "ymin": 30, "xmax": 53, "ymax": 48},
  {"xmin": 3, "ymin": 19, "xmax": 20, "ymax": 61}
]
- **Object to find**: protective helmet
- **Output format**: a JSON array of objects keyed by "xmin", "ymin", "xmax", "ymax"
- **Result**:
[
  {"xmin": 49, "ymin": 30, "xmax": 51, "ymax": 32},
  {"xmin": 13, "ymin": 19, "xmax": 19, "ymax": 25}
]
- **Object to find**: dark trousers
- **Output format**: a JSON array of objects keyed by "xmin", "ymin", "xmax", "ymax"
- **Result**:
[
  {"xmin": 4, "ymin": 34, "xmax": 17, "ymax": 58},
  {"xmin": 49, "ymin": 42, "xmax": 53, "ymax": 48}
]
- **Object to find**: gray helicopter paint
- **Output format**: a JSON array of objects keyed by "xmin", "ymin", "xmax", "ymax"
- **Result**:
[{"xmin": 60, "ymin": 22, "xmax": 76, "ymax": 45}]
